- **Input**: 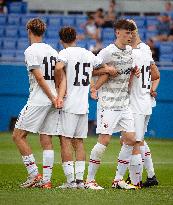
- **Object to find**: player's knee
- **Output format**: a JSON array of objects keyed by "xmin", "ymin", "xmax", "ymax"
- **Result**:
[
  {"xmin": 98, "ymin": 135, "xmax": 111, "ymax": 146},
  {"xmin": 12, "ymin": 129, "xmax": 26, "ymax": 142},
  {"xmin": 40, "ymin": 135, "xmax": 53, "ymax": 149},
  {"xmin": 126, "ymin": 137, "xmax": 136, "ymax": 146}
]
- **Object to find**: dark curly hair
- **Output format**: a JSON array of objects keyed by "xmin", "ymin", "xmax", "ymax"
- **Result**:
[
  {"xmin": 59, "ymin": 26, "xmax": 76, "ymax": 43},
  {"xmin": 26, "ymin": 18, "xmax": 46, "ymax": 36}
]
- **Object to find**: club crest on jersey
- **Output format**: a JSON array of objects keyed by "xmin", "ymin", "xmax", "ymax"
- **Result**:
[{"xmin": 104, "ymin": 123, "xmax": 109, "ymax": 129}]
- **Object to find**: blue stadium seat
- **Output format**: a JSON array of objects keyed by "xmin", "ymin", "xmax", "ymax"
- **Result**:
[
  {"xmin": 76, "ymin": 40, "xmax": 87, "ymax": 48},
  {"xmin": 3, "ymin": 39, "xmax": 16, "ymax": 50},
  {"xmin": 0, "ymin": 26, "xmax": 4, "ymax": 37},
  {"xmin": 46, "ymin": 29, "xmax": 59, "ymax": 39},
  {"xmin": 76, "ymin": 28, "xmax": 84, "ymax": 35},
  {"xmin": 102, "ymin": 28, "xmax": 114, "ymax": 41},
  {"xmin": 15, "ymin": 50, "xmax": 25, "ymax": 62},
  {"xmin": 159, "ymin": 44, "xmax": 172, "ymax": 55},
  {"xmin": 0, "ymin": 15, "xmax": 7, "ymax": 25},
  {"xmin": 44, "ymin": 39, "xmax": 58, "ymax": 50},
  {"xmin": 145, "ymin": 30, "xmax": 157, "ymax": 40},
  {"xmin": 102, "ymin": 40, "xmax": 113, "ymax": 48},
  {"xmin": 159, "ymin": 54, "xmax": 172, "ymax": 62},
  {"xmin": 18, "ymin": 27, "xmax": 27, "ymax": 38},
  {"xmin": 86, "ymin": 39, "xmax": 97, "ymax": 50},
  {"xmin": 75, "ymin": 16, "xmax": 87, "ymax": 27},
  {"xmin": 20, "ymin": 14, "xmax": 38, "ymax": 25},
  {"xmin": 0, "ymin": 50, "xmax": 16, "ymax": 62},
  {"xmin": 5, "ymin": 26, "xmax": 18, "ymax": 38},
  {"xmin": 146, "ymin": 18, "xmax": 158, "ymax": 27},
  {"xmin": 17, "ymin": 40, "xmax": 29, "ymax": 50},
  {"xmin": 138, "ymin": 28, "xmax": 146, "ymax": 40},
  {"xmin": 135, "ymin": 19, "xmax": 146, "ymax": 28},
  {"xmin": 0, "ymin": 39, "xmax": 2, "ymax": 49},
  {"xmin": 62, "ymin": 16, "xmax": 75, "ymax": 26},
  {"xmin": 7, "ymin": 14, "xmax": 21, "ymax": 25},
  {"xmin": 8, "ymin": 2, "xmax": 27, "ymax": 14},
  {"xmin": 48, "ymin": 16, "xmax": 62, "ymax": 28}
]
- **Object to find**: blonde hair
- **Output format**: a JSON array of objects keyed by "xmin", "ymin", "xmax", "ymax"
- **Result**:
[{"xmin": 127, "ymin": 19, "xmax": 138, "ymax": 33}]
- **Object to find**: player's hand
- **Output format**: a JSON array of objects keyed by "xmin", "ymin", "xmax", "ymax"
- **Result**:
[
  {"xmin": 90, "ymin": 87, "xmax": 98, "ymax": 100},
  {"xmin": 52, "ymin": 96, "xmax": 58, "ymax": 108},
  {"xmin": 106, "ymin": 66, "xmax": 119, "ymax": 77},
  {"xmin": 57, "ymin": 96, "xmax": 64, "ymax": 108},
  {"xmin": 150, "ymin": 89, "xmax": 157, "ymax": 97},
  {"xmin": 133, "ymin": 66, "xmax": 140, "ymax": 78}
]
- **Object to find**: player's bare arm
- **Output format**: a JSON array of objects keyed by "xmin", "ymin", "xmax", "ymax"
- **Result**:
[
  {"xmin": 150, "ymin": 77, "xmax": 160, "ymax": 97},
  {"xmin": 54, "ymin": 61, "xmax": 65, "ymax": 87},
  {"xmin": 90, "ymin": 75, "xmax": 109, "ymax": 100},
  {"xmin": 57, "ymin": 70, "xmax": 66, "ymax": 108},
  {"xmin": 31, "ymin": 68, "xmax": 57, "ymax": 108},
  {"xmin": 92, "ymin": 64, "xmax": 119, "ymax": 77},
  {"xmin": 150, "ymin": 63, "xmax": 160, "ymax": 81}
]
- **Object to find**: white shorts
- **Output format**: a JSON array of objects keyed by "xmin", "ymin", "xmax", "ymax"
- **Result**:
[
  {"xmin": 96, "ymin": 107, "xmax": 135, "ymax": 135},
  {"xmin": 61, "ymin": 111, "xmax": 88, "ymax": 138},
  {"xmin": 15, "ymin": 104, "xmax": 62, "ymax": 135},
  {"xmin": 133, "ymin": 113, "xmax": 150, "ymax": 141}
]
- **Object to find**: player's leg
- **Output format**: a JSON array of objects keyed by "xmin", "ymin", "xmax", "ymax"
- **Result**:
[
  {"xmin": 58, "ymin": 111, "xmax": 78, "ymax": 189},
  {"xmin": 86, "ymin": 108, "xmax": 114, "ymax": 189},
  {"xmin": 112, "ymin": 131, "xmax": 136, "ymax": 189},
  {"xmin": 36, "ymin": 107, "xmax": 61, "ymax": 188},
  {"xmin": 112, "ymin": 108, "xmax": 137, "ymax": 189},
  {"xmin": 142, "ymin": 141, "xmax": 158, "ymax": 187},
  {"xmin": 139, "ymin": 115, "xmax": 158, "ymax": 187},
  {"xmin": 12, "ymin": 105, "xmax": 50, "ymax": 188},
  {"xmin": 72, "ymin": 114, "xmax": 88, "ymax": 188},
  {"xmin": 128, "ymin": 114, "xmax": 145, "ymax": 187},
  {"xmin": 35, "ymin": 134, "xmax": 53, "ymax": 189},
  {"xmin": 13, "ymin": 128, "xmax": 39, "ymax": 182},
  {"xmin": 72, "ymin": 138, "xmax": 85, "ymax": 188},
  {"xmin": 59, "ymin": 136, "xmax": 76, "ymax": 188}
]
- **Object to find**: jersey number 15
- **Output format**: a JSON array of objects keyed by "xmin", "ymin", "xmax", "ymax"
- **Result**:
[{"xmin": 73, "ymin": 62, "xmax": 90, "ymax": 86}]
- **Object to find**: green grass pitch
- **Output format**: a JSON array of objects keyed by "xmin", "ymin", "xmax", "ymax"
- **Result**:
[{"xmin": 0, "ymin": 132, "xmax": 173, "ymax": 205}]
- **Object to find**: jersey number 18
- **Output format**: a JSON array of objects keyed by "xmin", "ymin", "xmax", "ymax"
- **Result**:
[{"xmin": 43, "ymin": 56, "xmax": 56, "ymax": 80}]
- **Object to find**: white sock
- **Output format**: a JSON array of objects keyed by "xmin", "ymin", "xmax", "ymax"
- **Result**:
[
  {"xmin": 75, "ymin": 161, "xmax": 85, "ymax": 181},
  {"xmin": 129, "ymin": 154, "xmax": 142, "ymax": 186},
  {"xmin": 114, "ymin": 144, "xmax": 133, "ymax": 181},
  {"xmin": 43, "ymin": 150, "xmax": 54, "ymax": 183},
  {"xmin": 144, "ymin": 141, "xmax": 155, "ymax": 178},
  {"xmin": 62, "ymin": 161, "xmax": 75, "ymax": 183},
  {"xmin": 140, "ymin": 145, "xmax": 145, "ymax": 181},
  {"xmin": 87, "ymin": 143, "xmax": 106, "ymax": 182},
  {"xmin": 22, "ymin": 154, "xmax": 39, "ymax": 177}
]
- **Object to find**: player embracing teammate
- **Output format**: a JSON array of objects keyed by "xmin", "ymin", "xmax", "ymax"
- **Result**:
[{"xmin": 13, "ymin": 17, "xmax": 160, "ymax": 190}]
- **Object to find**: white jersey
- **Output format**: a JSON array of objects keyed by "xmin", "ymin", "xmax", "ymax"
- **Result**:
[
  {"xmin": 97, "ymin": 44, "xmax": 134, "ymax": 110},
  {"xmin": 58, "ymin": 46, "xmax": 102, "ymax": 114},
  {"xmin": 130, "ymin": 42, "xmax": 155, "ymax": 115},
  {"xmin": 24, "ymin": 43, "xmax": 58, "ymax": 106}
]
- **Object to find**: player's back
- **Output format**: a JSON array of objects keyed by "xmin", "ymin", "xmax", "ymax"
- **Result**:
[
  {"xmin": 58, "ymin": 46, "xmax": 100, "ymax": 114},
  {"xmin": 24, "ymin": 43, "xmax": 58, "ymax": 106},
  {"xmin": 130, "ymin": 42, "xmax": 154, "ymax": 115}
]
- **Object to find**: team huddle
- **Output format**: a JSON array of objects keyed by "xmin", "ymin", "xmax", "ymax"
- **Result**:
[{"xmin": 12, "ymin": 18, "xmax": 160, "ymax": 190}]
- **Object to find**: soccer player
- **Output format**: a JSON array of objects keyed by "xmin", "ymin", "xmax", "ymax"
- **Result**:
[
  {"xmin": 54, "ymin": 26, "xmax": 115, "ymax": 189},
  {"xmin": 12, "ymin": 18, "xmax": 62, "ymax": 189},
  {"xmin": 128, "ymin": 19, "xmax": 160, "ymax": 187},
  {"xmin": 85, "ymin": 19, "xmax": 139, "ymax": 190}
]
